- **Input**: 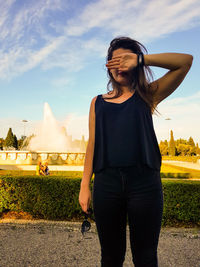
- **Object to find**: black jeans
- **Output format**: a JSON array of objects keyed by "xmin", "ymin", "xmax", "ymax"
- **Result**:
[{"xmin": 92, "ymin": 163, "xmax": 163, "ymax": 267}]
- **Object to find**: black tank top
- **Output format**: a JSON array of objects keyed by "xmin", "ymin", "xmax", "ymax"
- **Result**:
[{"xmin": 92, "ymin": 90, "xmax": 162, "ymax": 173}]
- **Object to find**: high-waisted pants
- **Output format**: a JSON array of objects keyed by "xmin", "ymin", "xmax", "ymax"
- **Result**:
[{"xmin": 92, "ymin": 164, "xmax": 163, "ymax": 267}]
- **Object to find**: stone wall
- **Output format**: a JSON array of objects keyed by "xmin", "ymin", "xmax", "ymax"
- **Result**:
[{"xmin": 0, "ymin": 151, "xmax": 85, "ymax": 165}]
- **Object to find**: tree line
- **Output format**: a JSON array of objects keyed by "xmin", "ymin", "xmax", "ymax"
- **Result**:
[
  {"xmin": 0, "ymin": 128, "xmax": 34, "ymax": 150},
  {"xmin": 160, "ymin": 130, "xmax": 200, "ymax": 156},
  {"xmin": 0, "ymin": 128, "xmax": 200, "ymax": 156}
]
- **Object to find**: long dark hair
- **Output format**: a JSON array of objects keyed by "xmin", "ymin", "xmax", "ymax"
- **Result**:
[{"xmin": 106, "ymin": 36, "xmax": 160, "ymax": 116}]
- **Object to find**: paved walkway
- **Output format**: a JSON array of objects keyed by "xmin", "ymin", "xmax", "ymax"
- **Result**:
[
  {"xmin": 0, "ymin": 219, "xmax": 199, "ymax": 267},
  {"xmin": 162, "ymin": 160, "xmax": 200, "ymax": 171}
]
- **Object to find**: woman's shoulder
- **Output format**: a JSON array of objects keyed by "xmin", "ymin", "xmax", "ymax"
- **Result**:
[
  {"xmin": 91, "ymin": 92, "xmax": 106, "ymax": 103},
  {"xmin": 90, "ymin": 91, "xmax": 114, "ymax": 106},
  {"xmin": 101, "ymin": 90, "xmax": 115, "ymax": 99},
  {"xmin": 91, "ymin": 95, "xmax": 98, "ymax": 106}
]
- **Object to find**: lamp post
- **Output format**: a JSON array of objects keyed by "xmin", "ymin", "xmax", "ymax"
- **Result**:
[
  {"xmin": 22, "ymin": 120, "xmax": 28, "ymax": 138},
  {"xmin": 165, "ymin": 117, "xmax": 171, "ymax": 140},
  {"xmin": 165, "ymin": 118, "xmax": 172, "ymax": 157}
]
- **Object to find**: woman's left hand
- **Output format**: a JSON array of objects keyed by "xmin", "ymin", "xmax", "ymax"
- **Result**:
[{"xmin": 106, "ymin": 52, "xmax": 138, "ymax": 72}]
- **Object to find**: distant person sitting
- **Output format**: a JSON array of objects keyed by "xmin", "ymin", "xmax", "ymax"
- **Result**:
[
  {"xmin": 43, "ymin": 161, "xmax": 50, "ymax": 175},
  {"xmin": 36, "ymin": 161, "xmax": 45, "ymax": 176}
]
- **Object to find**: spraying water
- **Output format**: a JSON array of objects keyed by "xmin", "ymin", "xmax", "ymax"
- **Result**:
[{"xmin": 27, "ymin": 103, "xmax": 73, "ymax": 152}]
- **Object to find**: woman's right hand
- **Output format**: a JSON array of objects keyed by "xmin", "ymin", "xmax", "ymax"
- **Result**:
[
  {"xmin": 79, "ymin": 184, "xmax": 91, "ymax": 214},
  {"xmin": 106, "ymin": 52, "xmax": 138, "ymax": 72}
]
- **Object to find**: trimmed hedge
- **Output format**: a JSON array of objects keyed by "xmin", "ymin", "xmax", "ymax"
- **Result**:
[
  {"xmin": 160, "ymin": 172, "xmax": 190, "ymax": 179},
  {"xmin": 0, "ymin": 175, "xmax": 199, "ymax": 227},
  {"xmin": 161, "ymin": 180, "xmax": 200, "ymax": 226}
]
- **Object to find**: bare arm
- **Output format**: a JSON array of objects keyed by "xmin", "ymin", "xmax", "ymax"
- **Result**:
[
  {"xmin": 80, "ymin": 96, "xmax": 97, "ymax": 188},
  {"xmin": 145, "ymin": 53, "xmax": 193, "ymax": 105},
  {"xmin": 106, "ymin": 52, "xmax": 193, "ymax": 106},
  {"xmin": 79, "ymin": 96, "xmax": 96, "ymax": 213}
]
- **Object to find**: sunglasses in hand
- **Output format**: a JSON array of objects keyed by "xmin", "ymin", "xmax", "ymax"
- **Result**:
[{"xmin": 81, "ymin": 207, "xmax": 93, "ymax": 236}]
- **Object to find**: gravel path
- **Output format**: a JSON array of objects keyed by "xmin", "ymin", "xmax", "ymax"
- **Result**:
[{"xmin": 0, "ymin": 219, "xmax": 199, "ymax": 267}]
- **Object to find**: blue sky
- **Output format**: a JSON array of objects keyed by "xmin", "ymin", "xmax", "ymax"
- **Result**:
[{"xmin": 0, "ymin": 0, "xmax": 200, "ymax": 146}]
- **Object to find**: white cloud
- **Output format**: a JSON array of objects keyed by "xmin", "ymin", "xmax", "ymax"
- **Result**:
[
  {"xmin": 41, "ymin": 38, "xmax": 85, "ymax": 71},
  {"xmin": 65, "ymin": 0, "xmax": 126, "ymax": 36},
  {"xmin": 0, "ymin": 0, "xmax": 64, "ymax": 42},
  {"xmin": 0, "ymin": 0, "xmax": 200, "ymax": 80},
  {"xmin": 65, "ymin": 0, "xmax": 200, "ymax": 42},
  {"xmin": 41, "ymin": 37, "xmax": 108, "ymax": 71},
  {"xmin": 51, "ymin": 76, "xmax": 72, "ymax": 88},
  {"xmin": 0, "ymin": 37, "xmax": 63, "ymax": 80},
  {"xmin": 0, "ymin": 0, "xmax": 15, "ymax": 39},
  {"xmin": 0, "ymin": 0, "xmax": 67, "ymax": 79}
]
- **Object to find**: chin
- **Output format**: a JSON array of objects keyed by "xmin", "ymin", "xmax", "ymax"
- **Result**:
[{"xmin": 115, "ymin": 79, "xmax": 129, "ymax": 86}]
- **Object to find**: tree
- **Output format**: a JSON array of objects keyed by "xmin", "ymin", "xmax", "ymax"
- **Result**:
[
  {"xmin": 188, "ymin": 136, "xmax": 195, "ymax": 147},
  {"xmin": 0, "ymin": 138, "xmax": 4, "ymax": 150},
  {"xmin": 169, "ymin": 130, "xmax": 176, "ymax": 156},
  {"xmin": 18, "ymin": 135, "xmax": 26, "ymax": 150},
  {"xmin": 13, "ymin": 134, "xmax": 18, "ymax": 150},
  {"xmin": 159, "ymin": 140, "xmax": 168, "ymax": 156},
  {"xmin": 177, "ymin": 144, "xmax": 190, "ymax": 156},
  {"xmin": 196, "ymin": 143, "xmax": 200, "ymax": 156},
  {"xmin": 4, "ymin": 128, "xmax": 15, "ymax": 149},
  {"xmin": 19, "ymin": 134, "xmax": 35, "ymax": 150}
]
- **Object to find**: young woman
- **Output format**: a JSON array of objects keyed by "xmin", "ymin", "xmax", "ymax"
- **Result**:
[{"xmin": 79, "ymin": 37, "xmax": 193, "ymax": 267}]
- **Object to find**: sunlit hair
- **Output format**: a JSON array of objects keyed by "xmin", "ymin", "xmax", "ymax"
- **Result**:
[{"xmin": 106, "ymin": 36, "xmax": 161, "ymax": 116}]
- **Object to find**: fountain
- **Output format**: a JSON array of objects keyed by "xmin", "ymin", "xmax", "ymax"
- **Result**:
[
  {"xmin": 27, "ymin": 102, "xmax": 73, "ymax": 152},
  {"xmin": 0, "ymin": 103, "xmax": 87, "ymax": 171}
]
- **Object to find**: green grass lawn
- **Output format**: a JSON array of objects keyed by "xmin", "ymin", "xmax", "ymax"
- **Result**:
[
  {"xmin": 161, "ymin": 164, "xmax": 200, "ymax": 179},
  {"xmin": 0, "ymin": 169, "xmax": 83, "ymax": 177},
  {"xmin": 0, "ymin": 163, "xmax": 200, "ymax": 179}
]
